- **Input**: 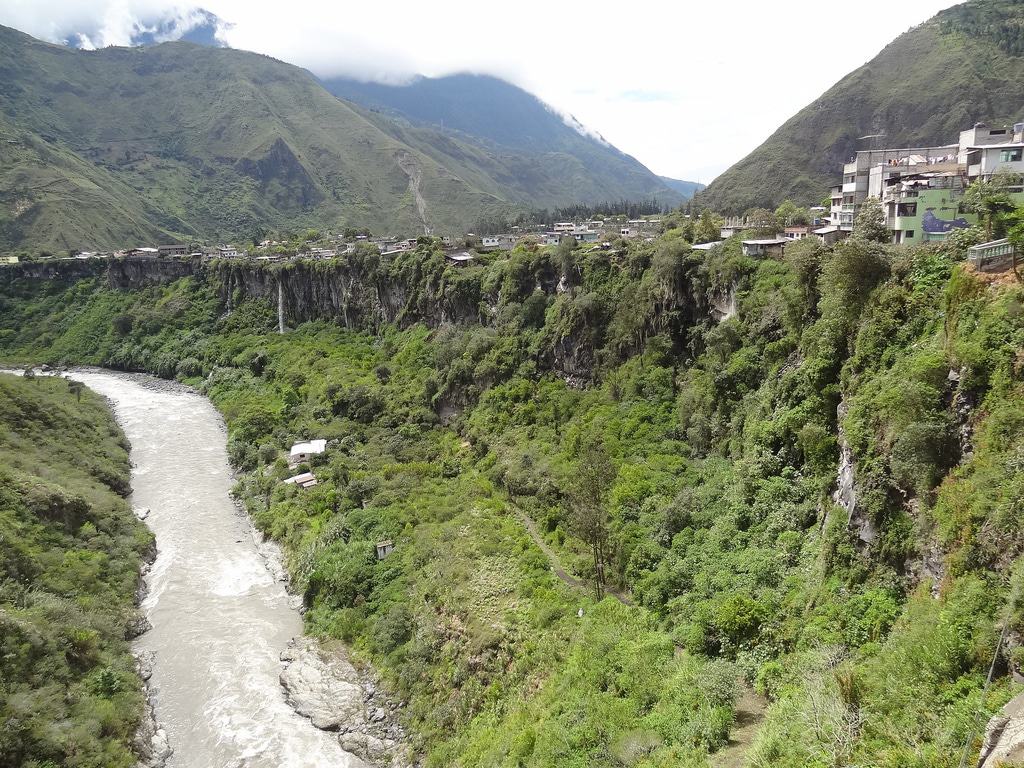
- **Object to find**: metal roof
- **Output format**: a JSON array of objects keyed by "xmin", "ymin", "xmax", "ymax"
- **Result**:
[{"xmin": 289, "ymin": 439, "xmax": 327, "ymax": 458}]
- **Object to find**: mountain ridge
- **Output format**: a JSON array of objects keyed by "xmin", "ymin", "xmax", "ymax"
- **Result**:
[
  {"xmin": 0, "ymin": 26, "xmax": 681, "ymax": 253},
  {"xmin": 320, "ymin": 73, "xmax": 691, "ymax": 206}
]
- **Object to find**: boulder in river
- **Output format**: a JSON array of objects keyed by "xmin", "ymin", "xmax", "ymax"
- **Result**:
[{"xmin": 280, "ymin": 636, "xmax": 411, "ymax": 767}]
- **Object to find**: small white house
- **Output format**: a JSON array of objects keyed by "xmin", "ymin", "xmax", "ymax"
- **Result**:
[
  {"xmin": 283, "ymin": 471, "xmax": 318, "ymax": 488},
  {"xmin": 218, "ymin": 246, "xmax": 240, "ymax": 259},
  {"xmin": 289, "ymin": 439, "xmax": 327, "ymax": 466},
  {"xmin": 480, "ymin": 236, "xmax": 501, "ymax": 250},
  {"xmin": 376, "ymin": 540, "xmax": 395, "ymax": 560},
  {"xmin": 553, "ymin": 222, "xmax": 575, "ymax": 233},
  {"xmin": 446, "ymin": 252, "xmax": 475, "ymax": 266}
]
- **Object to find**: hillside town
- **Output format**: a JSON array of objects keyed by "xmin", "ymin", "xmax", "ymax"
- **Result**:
[
  {"xmin": 4, "ymin": 121, "xmax": 1023, "ymax": 277},
  {"xmin": 0, "ymin": 216, "xmax": 668, "ymax": 267}
]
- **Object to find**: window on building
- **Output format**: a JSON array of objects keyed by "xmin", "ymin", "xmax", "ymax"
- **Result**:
[
  {"xmin": 906, "ymin": 231, "xmax": 915, "ymax": 238},
  {"xmin": 1000, "ymin": 148, "xmax": 1023, "ymax": 162}
]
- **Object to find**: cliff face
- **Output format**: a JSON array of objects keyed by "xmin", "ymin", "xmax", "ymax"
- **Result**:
[
  {"xmin": 3, "ymin": 257, "xmax": 200, "ymax": 291},
  {"xmin": 2, "ymin": 252, "xmax": 708, "ymax": 384},
  {"xmin": 214, "ymin": 260, "xmax": 491, "ymax": 331}
]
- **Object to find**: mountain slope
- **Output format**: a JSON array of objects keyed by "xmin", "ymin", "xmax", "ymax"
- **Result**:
[
  {"xmin": 697, "ymin": 0, "xmax": 1024, "ymax": 213},
  {"xmin": 0, "ymin": 26, "xmax": 508, "ymax": 251},
  {"xmin": 0, "ymin": 26, "xmax": 690, "ymax": 253},
  {"xmin": 321, "ymin": 73, "xmax": 689, "ymax": 207},
  {"xmin": 657, "ymin": 176, "xmax": 705, "ymax": 199}
]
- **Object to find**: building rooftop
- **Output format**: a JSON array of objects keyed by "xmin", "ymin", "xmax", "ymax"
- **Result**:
[{"xmin": 289, "ymin": 439, "xmax": 327, "ymax": 459}]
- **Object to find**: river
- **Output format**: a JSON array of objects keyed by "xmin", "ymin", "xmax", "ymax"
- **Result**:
[{"xmin": 70, "ymin": 371, "xmax": 362, "ymax": 768}]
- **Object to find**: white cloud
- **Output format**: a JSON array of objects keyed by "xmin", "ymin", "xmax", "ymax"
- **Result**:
[{"xmin": 0, "ymin": 0, "xmax": 961, "ymax": 181}]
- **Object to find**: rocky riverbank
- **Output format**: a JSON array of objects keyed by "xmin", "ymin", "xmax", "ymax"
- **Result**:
[{"xmin": 280, "ymin": 637, "xmax": 411, "ymax": 768}]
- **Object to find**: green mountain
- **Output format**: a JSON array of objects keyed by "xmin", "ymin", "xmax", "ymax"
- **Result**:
[
  {"xmin": 657, "ymin": 176, "xmax": 705, "ymax": 199},
  {"xmin": 696, "ymin": 0, "xmax": 1024, "ymax": 213},
  {"xmin": 0, "ymin": 28, "xmax": 684, "ymax": 253},
  {"xmin": 320, "ymin": 74, "xmax": 687, "ymax": 208}
]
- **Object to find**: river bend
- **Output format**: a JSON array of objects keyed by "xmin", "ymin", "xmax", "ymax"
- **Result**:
[{"xmin": 71, "ymin": 371, "xmax": 360, "ymax": 768}]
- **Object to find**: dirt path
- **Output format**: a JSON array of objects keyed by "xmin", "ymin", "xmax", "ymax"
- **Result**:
[
  {"xmin": 395, "ymin": 150, "xmax": 429, "ymax": 234},
  {"xmin": 510, "ymin": 506, "xmax": 633, "ymax": 606},
  {"xmin": 712, "ymin": 682, "xmax": 767, "ymax": 768}
]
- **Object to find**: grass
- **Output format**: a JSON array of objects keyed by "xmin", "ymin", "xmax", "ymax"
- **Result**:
[{"xmin": 0, "ymin": 373, "xmax": 152, "ymax": 768}]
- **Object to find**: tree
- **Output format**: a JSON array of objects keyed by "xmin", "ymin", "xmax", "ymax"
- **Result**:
[
  {"xmin": 852, "ymin": 197, "xmax": 889, "ymax": 243},
  {"xmin": 744, "ymin": 207, "xmax": 782, "ymax": 236},
  {"xmin": 567, "ymin": 438, "xmax": 616, "ymax": 599},
  {"xmin": 1005, "ymin": 207, "xmax": 1024, "ymax": 273},
  {"xmin": 693, "ymin": 210, "xmax": 723, "ymax": 244},
  {"xmin": 962, "ymin": 171, "xmax": 1022, "ymax": 240},
  {"xmin": 775, "ymin": 199, "xmax": 811, "ymax": 227}
]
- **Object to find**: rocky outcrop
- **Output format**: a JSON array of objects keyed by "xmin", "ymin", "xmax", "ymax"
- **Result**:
[
  {"xmin": 2, "ymin": 256, "xmax": 199, "ymax": 290},
  {"xmin": 948, "ymin": 367, "xmax": 977, "ymax": 460},
  {"xmin": 710, "ymin": 284, "xmax": 737, "ymax": 323},
  {"xmin": 133, "ymin": 651, "xmax": 172, "ymax": 768},
  {"xmin": 833, "ymin": 398, "xmax": 876, "ymax": 547},
  {"xmin": 280, "ymin": 637, "xmax": 410, "ymax": 768},
  {"xmin": 235, "ymin": 138, "xmax": 323, "ymax": 210},
  {"xmin": 978, "ymin": 691, "xmax": 1024, "ymax": 767}
]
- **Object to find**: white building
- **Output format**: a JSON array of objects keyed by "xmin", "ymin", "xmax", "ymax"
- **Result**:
[
  {"xmin": 480, "ymin": 236, "xmax": 501, "ymax": 250},
  {"xmin": 283, "ymin": 471, "xmax": 318, "ymax": 488},
  {"xmin": 446, "ymin": 252, "xmax": 475, "ymax": 266},
  {"xmin": 218, "ymin": 246, "xmax": 240, "ymax": 258},
  {"xmin": 961, "ymin": 122, "xmax": 1024, "ymax": 183},
  {"xmin": 553, "ymin": 222, "xmax": 575, "ymax": 233},
  {"xmin": 289, "ymin": 439, "xmax": 327, "ymax": 466}
]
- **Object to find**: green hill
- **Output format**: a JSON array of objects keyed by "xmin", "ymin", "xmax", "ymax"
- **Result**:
[
  {"xmin": 696, "ymin": 0, "xmax": 1024, "ymax": 213},
  {"xmin": 657, "ymin": 176, "xmax": 705, "ymax": 199},
  {"xmin": 0, "ymin": 27, "xmax": 685, "ymax": 254},
  {"xmin": 0, "ymin": 25, "xmax": 518, "ymax": 252},
  {"xmin": 321, "ymin": 74, "xmax": 688, "ymax": 208},
  {"xmin": 0, "ymin": 373, "xmax": 152, "ymax": 768}
]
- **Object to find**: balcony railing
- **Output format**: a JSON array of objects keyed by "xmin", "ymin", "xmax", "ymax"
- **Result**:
[{"xmin": 967, "ymin": 238, "xmax": 1019, "ymax": 272}]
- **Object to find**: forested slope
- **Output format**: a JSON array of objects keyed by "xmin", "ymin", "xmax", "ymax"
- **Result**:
[
  {"xmin": 0, "ymin": 373, "xmax": 152, "ymax": 767},
  {"xmin": 1, "ymin": 227, "xmax": 1022, "ymax": 765},
  {"xmin": 697, "ymin": 0, "xmax": 1024, "ymax": 213}
]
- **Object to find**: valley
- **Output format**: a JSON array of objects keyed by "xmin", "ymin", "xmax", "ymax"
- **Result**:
[
  {"xmin": 3, "ymin": 220, "xmax": 1024, "ymax": 766},
  {"xmin": 2, "ymin": 0, "xmax": 1024, "ymax": 766}
]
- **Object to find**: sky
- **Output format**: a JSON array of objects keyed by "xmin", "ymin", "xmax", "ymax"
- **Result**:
[{"xmin": 0, "ymin": 0, "xmax": 961, "ymax": 182}]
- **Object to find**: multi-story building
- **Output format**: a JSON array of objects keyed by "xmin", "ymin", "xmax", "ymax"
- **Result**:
[{"xmin": 835, "ymin": 122, "xmax": 1024, "ymax": 243}]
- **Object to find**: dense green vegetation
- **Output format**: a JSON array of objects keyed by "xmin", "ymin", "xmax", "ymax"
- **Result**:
[
  {"xmin": 696, "ymin": 0, "xmax": 1024, "ymax": 213},
  {"xmin": 0, "ymin": 373, "xmax": 152, "ymax": 767},
  {"xmin": 1, "ymin": 221, "xmax": 1022, "ymax": 765}
]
